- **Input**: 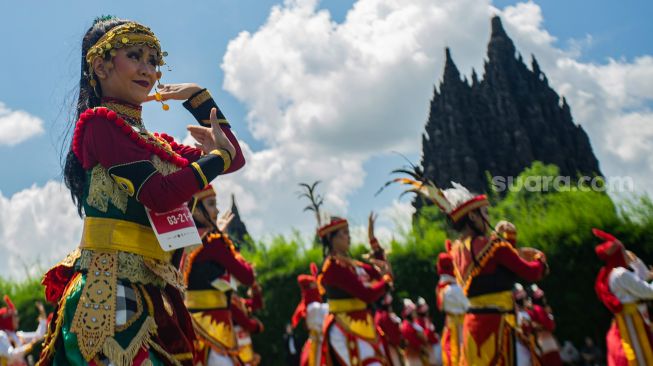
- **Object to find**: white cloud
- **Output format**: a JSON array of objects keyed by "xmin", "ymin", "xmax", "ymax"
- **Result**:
[
  {"xmin": 0, "ymin": 102, "xmax": 44, "ymax": 146},
  {"xmin": 0, "ymin": 181, "xmax": 82, "ymax": 279},
  {"xmin": 214, "ymin": 0, "xmax": 653, "ymax": 242}
]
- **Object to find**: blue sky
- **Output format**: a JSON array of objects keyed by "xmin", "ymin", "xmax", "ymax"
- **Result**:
[
  {"xmin": 1, "ymin": 1, "xmax": 651, "ymax": 195},
  {"xmin": 1, "ymin": 0, "xmax": 652, "ymax": 277},
  {"xmin": 1, "ymin": 0, "xmax": 650, "ymax": 197}
]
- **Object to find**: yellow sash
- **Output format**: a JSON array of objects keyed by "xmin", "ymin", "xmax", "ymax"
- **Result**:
[{"xmin": 80, "ymin": 217, "xmax": 170, "ymax": 261}]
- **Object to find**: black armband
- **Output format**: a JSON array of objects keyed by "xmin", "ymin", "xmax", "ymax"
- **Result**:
[
  {"xmin": 189, "ymin": 150, "xmax": 231, "ymax": 188},
  {"xmin": 183, "ymin": 89, "xmax": 231, "ymax": 127},
  {"xmin": 107, "ymin": 160, "xmax": 158, "ymax": 200}
]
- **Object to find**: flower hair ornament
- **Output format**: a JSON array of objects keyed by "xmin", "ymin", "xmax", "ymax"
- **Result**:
[{"xmin": 86, "ymin": 20, "xmax": 170, "ymax": 110}]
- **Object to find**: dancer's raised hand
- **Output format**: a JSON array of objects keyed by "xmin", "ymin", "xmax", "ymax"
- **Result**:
[
  {"xmin": 187, "ymin": 108, "xmax": 236, "ymax": 158},
  {"xmin": 146, "ymin": 83, "xmax": 202, "ymax": 101}
]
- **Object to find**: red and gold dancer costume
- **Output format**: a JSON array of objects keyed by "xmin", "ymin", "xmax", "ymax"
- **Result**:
[
  {"xmin": 450, "ymin": 226, "xmax": 545, "ymax": 365},
  {"xmin": 527, "ymin": 285, "xmax": 562, "ymax": 366},
  {"xmin": 374, "ymin": 293, "xmax": 403, "ymax": 366},
  {"xmin": 436, "ymin": 252, "xmax": 468, "ymax": 366},
  {"xmin": 416, "ymin": 297, "xmax": 441, "ymax": 366},
  {"xmin": 231, "ymin": 290, "xmax": 264, "ymax": 366},
  {"xmin": 388, "ymin": 177, "xmax": 546, "ymax": 366},
  {"xmin": 594, "ymin": 228, "xmax": 653, "ymax": 366},
  {"xmin": 400, "ymin": 300, "xmax": 429, "ymax": 366},
  {"xmin": 0, "ymin": 296, "xmax": 47, "ymax": 366},
  {"xmin": 38, "ymin": 19, "xmax": 245, "ymax": 366},
  {"xmin": 293, "ymin": 264, "xmax": 328, "ymax": 366},
  {"xmin": 182, "ymin": 186, "xmax": 255, "ymax": 366},
  {"xmin": 317, "ymin": 217, "xmax": 392, "ymax": 365}
]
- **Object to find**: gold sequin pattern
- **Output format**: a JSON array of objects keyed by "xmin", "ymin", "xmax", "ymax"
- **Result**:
[
  {"xmin": 151, "ymin": 154, "xmax": 181, "ymax": 176},
  {"xmin": 101, "ymin": 102, "xmax": 143, "ymax": 122},
  {"xmin": 188, "ymin": 89, "xmax": 212, "ymax": 109},
  {"xmin": 77, "ymin": 249, "xmax": 165, "ymax": 288},
  {"xmin": 86, "ymin": 23, "xmax": 165, "ymax": 66},
  {"xmin": 87, "ymin": 165, "xmax": 129, "ymax": 214},
  {"xmin": 70, "ymin": 251, "xmax": 118, "ymax": 361},
  {"xmin": 143, "ymin": 258, "xmax": 186, "ymax": 291}
]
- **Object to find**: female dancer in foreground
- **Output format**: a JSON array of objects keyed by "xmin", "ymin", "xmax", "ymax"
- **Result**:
[{"xmin": 38, "ymin": 17, "xmax": 244, "ymax": 366}]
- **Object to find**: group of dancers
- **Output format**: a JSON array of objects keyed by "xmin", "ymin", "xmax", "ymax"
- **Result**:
[
  {"xmin": 289, "ymin": 176, "xmax": 653, "ymax": 366},
  {"xmin": 2, "ymin": 15, "xmax": 653, "ymax": 366},
  {"xmin": 289, "ymin": 177, "xmax": 557, "ymax": 366}
]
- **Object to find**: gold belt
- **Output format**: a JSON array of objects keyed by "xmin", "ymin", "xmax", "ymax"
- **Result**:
[
  {"xmin": 79, "ymin": 217, "xmax": 169, "ymax": 262},
  {"xmin": 186, "ymin": 289, "xmax": 229, "ymax": 310},
  {"xmin": 328, "ymin": 298, "xmax": 367, "ymax": 313},
  {"xmin": 468, "ymin": 290, "xmax": 514, "ymax": 312}
]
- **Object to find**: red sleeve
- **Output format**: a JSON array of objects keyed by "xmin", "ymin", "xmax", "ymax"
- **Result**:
[
  {"xmin": 221, "ymin": 126, "xmax": 245, "ymax": 174},
  {"xmin": 202, "ymin": 236, "xmax": 255, "ymax": 287},
  {"xmin": 529, "ymin": 305, "xmax": 555, "ymax": 332},
  {"xmin": 321, "ymin": 261, "xmax": 387, "ymax": 303},
  {"xmin": 174, "ymin": 144, "xmax": 202, "ymax": 162},
  {"xmin": 83, "ymin": 116, "xmax": 211, "ymax": 212},
  {"xmin": 155, "ymin": 134, "xmax": 203, "ymax": 162},
  {"xmin": 375, "ymin": 311, "xmax": 402, "ymax": 346},
  {"xmin": 494, "ymin": 246, "xmax": 545, "ymax": 282},
  {"xmin": 401, "ymin": 321, "xmax": 424, "ymax": 349},
  {"xmin": 231, "ymin": 302, "xmax": 263, "ymax": 333}
]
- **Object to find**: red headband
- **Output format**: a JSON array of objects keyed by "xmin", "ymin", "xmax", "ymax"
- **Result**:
[
  {"xmin": 194, "ymin": 184, "xmax": 216, "ymax": 201},
  {"xmin": 317, "ymin": 218, "xmax": 348, "ymax": 238},
  {"xmin": 449, "ymin": 194, "xmax": 489, "ymax": 223}
]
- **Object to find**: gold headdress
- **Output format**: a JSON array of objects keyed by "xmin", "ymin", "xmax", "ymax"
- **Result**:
[{"xmin": 86, "ymin": 22, "xmax": 169, "ymax": 109}]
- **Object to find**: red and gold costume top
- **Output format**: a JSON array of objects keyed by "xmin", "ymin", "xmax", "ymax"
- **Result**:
[
  {"xmin": 183, "ymin": 231, "xmax": 255, "ymax": 295},
  {"xmin": 73, "ymin": 90, "xmax": 244, "ymax": 228},
  {"xmin": 316, "ymin": 217, "xmax": 390, "ymax": 307},
  {"xmin": 450, "ymin": 236, "xmax": 545, "ymax": 298},
  {"xmin": 319, "ymin": 255, "xmax": 390, "ymax": 306},
  {"xmin": 38, "ymin": 89, "xmax": 241, "ymax": 366},
  {"xmin": 182, "ymin": 228, "xmax": 256, "ymax": 360}
]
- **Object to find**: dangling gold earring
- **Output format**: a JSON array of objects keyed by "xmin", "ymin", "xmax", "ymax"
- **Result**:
[
  {"xmin": 155, "ymin": 69, "xmax": 169, "ymax": 111},
  {"xmin": 88, "ymin": 68, "xmax": 100, "ymax": 97}
]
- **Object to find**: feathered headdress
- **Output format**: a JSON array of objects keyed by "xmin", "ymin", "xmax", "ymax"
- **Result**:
[
  {"xmin": 377, "ymin": 160, "xmax": 488, "ymax": 223},
  {"xmin": 298, "ymin": 181, "xmax": 348, "ymax": 238},
  {"xmin": 298, "ymin": 181, "xmax": 325, "ymax": 227}
]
